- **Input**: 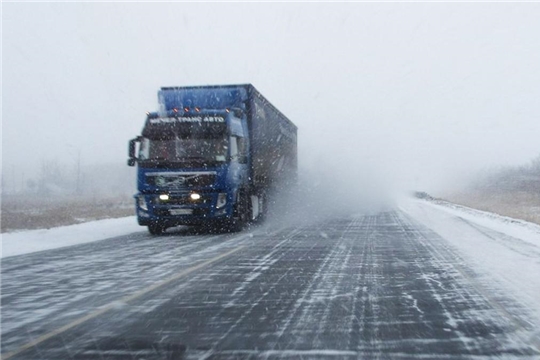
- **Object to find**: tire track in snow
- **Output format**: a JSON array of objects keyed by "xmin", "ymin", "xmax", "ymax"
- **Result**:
[
  {"xmin": 286, "ymin": 218, "xmax": 360, "ymax": 349},
  {"xmin": 456, "ymin": 216, "xmax": 540, "ymax": 259},
  {"xmin": 269, "ymin": 219, "xmax": 357, "ymax": 349},
  {"xmin": 197, "ymin": 226, "xmax": 327, "ymax": 359}
]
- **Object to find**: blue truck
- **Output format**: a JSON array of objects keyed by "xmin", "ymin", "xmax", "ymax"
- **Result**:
[{"xmin": 128, "ymin": 84, "xmax": 297, "ymax": 234}]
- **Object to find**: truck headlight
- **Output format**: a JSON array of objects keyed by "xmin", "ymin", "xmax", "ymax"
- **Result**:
[
  {"xmin": 216, "ymin": 193, "xmax": 227, "ymax": 209},
  {"xmin": 159, "ymin": 194, "xmax": 169, "ymax": 201},
  {"xmin": 190, "ymin": 193, "xmax": 201, "ymax": 201},
  {"xmin": 138, "ymin": 196, "xmax": 148, "ymax": 211}
]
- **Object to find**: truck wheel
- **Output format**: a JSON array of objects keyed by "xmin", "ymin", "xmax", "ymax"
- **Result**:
[
  {"xmin": 148, "ymin": 223, "xmax": 165, "ymax": 235},
  {"xmin": 231, "ymin": 191, "xmax": 250, "ymax": 232}
]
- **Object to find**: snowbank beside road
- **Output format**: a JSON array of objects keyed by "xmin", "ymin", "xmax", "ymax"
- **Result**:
[{"xmin": 1, "ymin": 217, "xmax": 142, "ymax": 258}]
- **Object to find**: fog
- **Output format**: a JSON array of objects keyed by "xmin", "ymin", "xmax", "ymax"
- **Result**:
[{"xmin": 3, "ymin": 3, "xmax": 540, "ymax": 203}]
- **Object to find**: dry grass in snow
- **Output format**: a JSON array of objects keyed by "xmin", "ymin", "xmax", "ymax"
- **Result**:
[{"xmin": 1, "ymin": 195, "xmax": 134, "ymax": 233}]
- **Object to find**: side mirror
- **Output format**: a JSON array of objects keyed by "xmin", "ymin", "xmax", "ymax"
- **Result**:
[
  {"xmin": 129, "ymin": 138, "xmax": 137, "ymax": 158},
  {"xmin": 128, "ymin": 137, "xmax": 142, "ymax": 167}
]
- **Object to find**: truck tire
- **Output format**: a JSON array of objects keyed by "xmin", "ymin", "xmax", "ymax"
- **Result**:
[
  {"xmin": 148, "ymin": 223, "xmax": 165, "ymax": 235},
  {"xmin": 230, "ymin": 191, "xmax": 251, "ymax": 232}
]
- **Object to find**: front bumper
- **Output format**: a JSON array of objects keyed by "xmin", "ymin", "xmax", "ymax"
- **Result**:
[{"xmin": 135, "ymin": 191, "xmax": 232, "ymax": 226}]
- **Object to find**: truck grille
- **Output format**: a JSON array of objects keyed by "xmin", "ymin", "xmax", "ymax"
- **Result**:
[{"xmin": 146, "ymin": 173, "xmax": 216, "ymax": 189}]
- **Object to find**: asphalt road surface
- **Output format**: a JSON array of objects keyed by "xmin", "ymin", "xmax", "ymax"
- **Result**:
[{"xmin": 2, "ymin": 208, "xmax": 539, "ymax": 359}]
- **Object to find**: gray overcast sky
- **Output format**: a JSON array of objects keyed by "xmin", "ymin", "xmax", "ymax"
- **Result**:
[{"xmin": 3, "ymin": 2, "xmax": 540, "ymax": 194}]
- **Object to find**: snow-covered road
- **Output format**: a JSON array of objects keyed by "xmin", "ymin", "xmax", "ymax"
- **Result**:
[{"xmin": 1, "ymin": 199, "xmax": 539, "ymax": 359}]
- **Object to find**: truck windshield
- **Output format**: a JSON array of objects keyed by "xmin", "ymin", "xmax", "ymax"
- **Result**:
[{"xmin": 139, "ymin": 137, "xmax": 228, "ymax": 163}]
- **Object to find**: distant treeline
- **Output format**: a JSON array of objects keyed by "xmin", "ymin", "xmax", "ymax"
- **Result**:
[{"xmin": 2, "ymin": 160, "xmax": 136, "ymax": 198}]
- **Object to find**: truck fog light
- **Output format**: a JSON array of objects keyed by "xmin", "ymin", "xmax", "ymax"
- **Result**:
[
  {"xmin": 215, "ymin": 208, "xmax": 227, "ymax": 216},
  {"xmin": 159, "ymin": 194, "xmax": 169, "ymax": 201},
  {"xmin": 216, "ymin": 193, "xmax": 227, "ymax": 209},
  {"xmin": 138, "ymin": 196, "xmax": 148, "ymax": 211},
  {"xmin": 190, "ymin": 193, "xmax": 201, "ymax": 201}
]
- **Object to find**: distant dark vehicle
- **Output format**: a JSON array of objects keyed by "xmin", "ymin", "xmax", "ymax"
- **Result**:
[{"xmin": 128, "ymin": 84, "xmax": 297, "ymax": 234}]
